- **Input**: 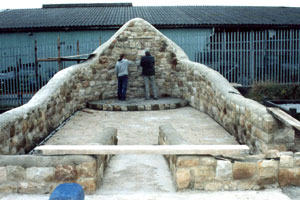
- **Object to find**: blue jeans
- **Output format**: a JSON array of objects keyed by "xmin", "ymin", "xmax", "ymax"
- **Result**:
[{"xmin": 117, "ymin": 75, "xmax": 128, "ymax": 100}]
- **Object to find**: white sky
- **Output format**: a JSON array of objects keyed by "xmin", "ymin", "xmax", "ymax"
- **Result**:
[{"xmin": 1, "ymin": 0, "xmax": 300, "ymax": 9}]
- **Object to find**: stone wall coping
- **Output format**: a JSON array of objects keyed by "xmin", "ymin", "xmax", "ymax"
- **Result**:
[
  {"xmin": 0, "ymin": 155, "xmax": 95, "ymax": 168},
  {"xmin": 159, "ymin": 125, "xmax": 189, "ymax": 145},
  {"xmin": 34, "ymin": 144, "xmax": 250, "ymax": 156}
]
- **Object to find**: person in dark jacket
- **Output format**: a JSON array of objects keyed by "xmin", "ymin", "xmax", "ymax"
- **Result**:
[
  {"xmin": 115, "ymin": 54, "xmax": 133, "ymax": 101},
  {"xmin": 140, "ymin": 49, "xmax": 158, "ymax": 100}
]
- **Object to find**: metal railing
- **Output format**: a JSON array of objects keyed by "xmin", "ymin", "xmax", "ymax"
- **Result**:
[
  {"xmin": 196, "ymin": 29, "xmax": 300, "ymax": 85},
  {"xmin": 1, "ymin": 29, "xmax": 300, "ymax": 108},
  {"xmin": 0, "ymin": 39, "xmax": 100, "ymax": 108}
]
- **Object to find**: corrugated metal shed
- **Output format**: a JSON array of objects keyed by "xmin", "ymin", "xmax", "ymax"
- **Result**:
[{"xmin": 1, "ymin": 5, "xmax": 300, "ymax": 32}]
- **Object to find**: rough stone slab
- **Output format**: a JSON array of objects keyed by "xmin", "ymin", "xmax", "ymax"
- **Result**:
[
  {"xmin": 267, "ymin": 107, "xmax": 300, "ymax": 131},
  {"xmin": 35, "ymin": 145, "xmax": 249, "ymax": 156},
  {"xmin": 87, "ymin": 97, "xmax": 188, "ymax": 111}
]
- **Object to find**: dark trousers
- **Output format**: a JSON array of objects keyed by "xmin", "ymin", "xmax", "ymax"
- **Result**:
[{"xmin": 117, "ymin": 75, "xmax": 128, "ymax": 100}]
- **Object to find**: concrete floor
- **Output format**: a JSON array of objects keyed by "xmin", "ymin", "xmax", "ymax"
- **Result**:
[
  {"xmin": 46, "ymin": 107, "xmax": 238, "ymax": 145},
  {"xmin": 1, "ymin": 106, "xmax": 299, "ymax": 199}
]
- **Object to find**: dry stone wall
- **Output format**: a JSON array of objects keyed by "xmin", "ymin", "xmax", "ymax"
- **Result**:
[
  {"xmin": 159, "ymin": 125, "xmax": 300, "ymax": 190},
  {"xmin": 0, "ymin": 18, "xmax": 296, "ymax": 156},
  {"xmin": 174, "ymin": 60, "xmax": 295, "ymax": 154},
  {"xmin": 0, "ymin": 128, "xmax": 117, "ymax": 194}
]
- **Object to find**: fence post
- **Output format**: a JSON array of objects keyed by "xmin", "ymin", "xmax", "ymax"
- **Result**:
[
  {"xmin": 57, "ymin": 36, "xmax": 62, "ymax": 71},
  {"xmin": 77, "ymin": 40, "xmax": 80, "ymax": 64},
  {"xmin": 34, "ymin": 40, "xmax": 39, "ymax": 92},
  {"xmin": 250, "ymin": 31, "xmax": 254, "ymax": 84}
]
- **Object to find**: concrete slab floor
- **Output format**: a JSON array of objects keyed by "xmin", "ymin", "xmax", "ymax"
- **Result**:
[{"xmin": 45, "ymin": 107, "xmax": 238, "ymax": 145}]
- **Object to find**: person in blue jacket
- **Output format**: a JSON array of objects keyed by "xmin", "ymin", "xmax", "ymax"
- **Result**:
[{"xmin": 140, "ymin": 49, "xmax": 159, "ymax": 100}]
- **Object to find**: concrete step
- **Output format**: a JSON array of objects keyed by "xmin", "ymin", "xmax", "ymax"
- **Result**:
[{"xmin": 87, "ymin": 97, "xmax": 188, "ymax": 111}]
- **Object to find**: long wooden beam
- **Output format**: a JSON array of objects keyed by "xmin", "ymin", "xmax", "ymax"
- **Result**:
[
  {"xmin": 267, "ymin": 107, "xmax": 300, "ymax": 131},
  {"xmin": 35, "ymin": 145, "xmax": 249, "ymax": 156}
]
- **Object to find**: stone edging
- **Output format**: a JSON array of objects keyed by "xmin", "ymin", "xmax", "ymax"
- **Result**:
[{"xmin": 87, "ymin": 98, "xmax": 187, "ymax": 111}]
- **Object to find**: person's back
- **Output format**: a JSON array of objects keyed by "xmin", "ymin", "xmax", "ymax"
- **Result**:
[
  {"xmin": 115, "ymin": 59, "xmax": 131, "ymax": 77},
  {"xmin": 115, "ymin": 54, "xmax": 132, "ymax": 101},
  {"xmin": 140, "ymin": 54, "xmax": 155, "ymax": 76},
  {"xmin": 140, "ymin": 50, "xmax": 158, "ymax": 100}
]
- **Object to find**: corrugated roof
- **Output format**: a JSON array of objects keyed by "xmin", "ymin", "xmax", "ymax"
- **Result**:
[{"xmin": 1, "ymin": 5, "xmax": 300, "ymax": 31}]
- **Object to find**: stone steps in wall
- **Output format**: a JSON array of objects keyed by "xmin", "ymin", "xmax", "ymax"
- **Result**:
[{"xmin": 87, "ymin": 97, "xmax": 188, "ymax": 111}]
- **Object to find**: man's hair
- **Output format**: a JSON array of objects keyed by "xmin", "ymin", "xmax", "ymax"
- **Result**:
[
  {"xmin": 145, "ymin": 49, "xmax": 150, "ymax": 56},
  {"xmin": 118, "ymin": 54, "xmax": 125, "ymax": 61}
]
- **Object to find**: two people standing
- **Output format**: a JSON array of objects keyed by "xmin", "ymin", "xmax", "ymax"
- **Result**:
[{"xmin": 115, "ymin": 49, "xmax": 158, "ymax": 101}]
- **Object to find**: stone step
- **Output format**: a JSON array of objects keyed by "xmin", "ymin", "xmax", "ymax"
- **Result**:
[{"xmin": 87, "ymin": 97, "xmax": 188, "ymax": 111}]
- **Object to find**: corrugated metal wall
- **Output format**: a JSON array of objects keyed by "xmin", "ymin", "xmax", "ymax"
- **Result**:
[{"xmin": 1, "ymin": 28, "xmax": 300, "ymax": 108}]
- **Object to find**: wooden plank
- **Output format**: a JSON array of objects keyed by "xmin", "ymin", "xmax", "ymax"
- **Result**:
[
  {"xmin": 38, "ymin": 57, "xmax": 87, "ymax": 62},
  {"xmin": 267, "ymin": 107, "xmax": 300, "ymax": 131},
  {"xmin": 35, "ymin": 145, "xmax": 249, "ymax": 156}
]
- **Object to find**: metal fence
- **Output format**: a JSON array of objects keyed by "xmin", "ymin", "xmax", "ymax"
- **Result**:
[
  {"xmin": 0, "ymin": 40, "xmax": 100, "ymax": 108},
  {"xmin": 1, "ymin": 29, "xmax": 300, "ymax": 108},
  {"xmin": 196, "ymin": 29, "xmax": 300, "ymax": 85}
]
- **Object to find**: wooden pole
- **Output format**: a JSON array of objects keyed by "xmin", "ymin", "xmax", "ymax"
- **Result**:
[
  {"xmin": 99, "ymin": 36, "xmax": 102, "ymax": 46},
  {"xmin": 57, "ymin": 36, "xmax": 62, "ymax": 71},
  {"xmin": 34, "ymin": 40, "xmax": 39, "ymax": 92}
]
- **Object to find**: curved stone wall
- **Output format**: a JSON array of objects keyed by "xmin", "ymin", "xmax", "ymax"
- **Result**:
[{"xmin": 0, "ymin": 18, "xmax": 295, "ymax": 155}]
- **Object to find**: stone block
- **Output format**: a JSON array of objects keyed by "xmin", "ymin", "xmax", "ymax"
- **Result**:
[
  {"xmin": 6, "ymin": 166, "xmax": 25, "ymax": 181},
  {"xmin": 18, "ymin": 181, "xmax": 49, "ymax": 194},
  {"xmin": 0, "ymin": 167, "xmax": 7, "ymax": 183},
  {"xmin": 262, "ymin": 115, "xmax": 277, "ymax": 132},
  {"xmin": 176, "ymin": 156, "xmax": 200, "ymax": 167},
  {"xmin": 280, "ymin": 155, "xmax": 294, "ymax": 168},
  {"xmin": 0, "ymin": 182, "xmax": 18, "ymax": 193},
  {"xmin": 26, "ymin": 167, "xmax": 55, "ymax": 182},
  {"xmin": 215, "ymin": 160, "xmax": 232, "ymax": 181},
  {"xmin": 199, "ymin": 156, "xmax": 216, "ymax": 166},
  {"xmin": 120, "ymin": 106, "xmax": 128, "ymax": 111},
  {"xmin": 295, "ymin": 157, "xmax": 300, "ymax": 167},
  {"xmin": 191, "ymin": 166, "xmax": 215, "ymax": 182},
  {"xmin": 75, "ymin": 161, "xmax": 97, "ymax": 178},
  {"xmin": 233, "ymin": 162, "xmax": 256, "ymax": 180},
  {"xmin": 76, "ymin": 178, "xmax": 97, "ymax": 194},
  {"xmin": 274, "ymin": 128, "xmax": 295, "ymax": 144},
  {"xmin": 257, "ymin": 160, "xmax": 278, "ymax": 186},
  {"xmin": 236, "ymin": 180, "xmax": 257, "ymax": 190},
  {"xmin": 279, "ymin": 168, "xmax": 300, "ymax": 186},
  {"xmin": 55, "ymin": 165, "xmax": 77, "ymax": 181},
  {"xmin": 204, "ymin": 181, "xmax": 223, "ymax": 191},
  {"xmin": 266, "ymin": 150, "xmax": 280, "ymax": 159},
  {"xmin": 252, "ymin": 127, "xmax": 273, "ymax": 143},
  {"xmin": 175, "ymin": 168, "xmax": 191, "ymax": 189}
]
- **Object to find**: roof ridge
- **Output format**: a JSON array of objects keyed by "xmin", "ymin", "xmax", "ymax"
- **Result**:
[{"xmin": 42, "ymin": 3, "xmax": 133, "ymax": 9}]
